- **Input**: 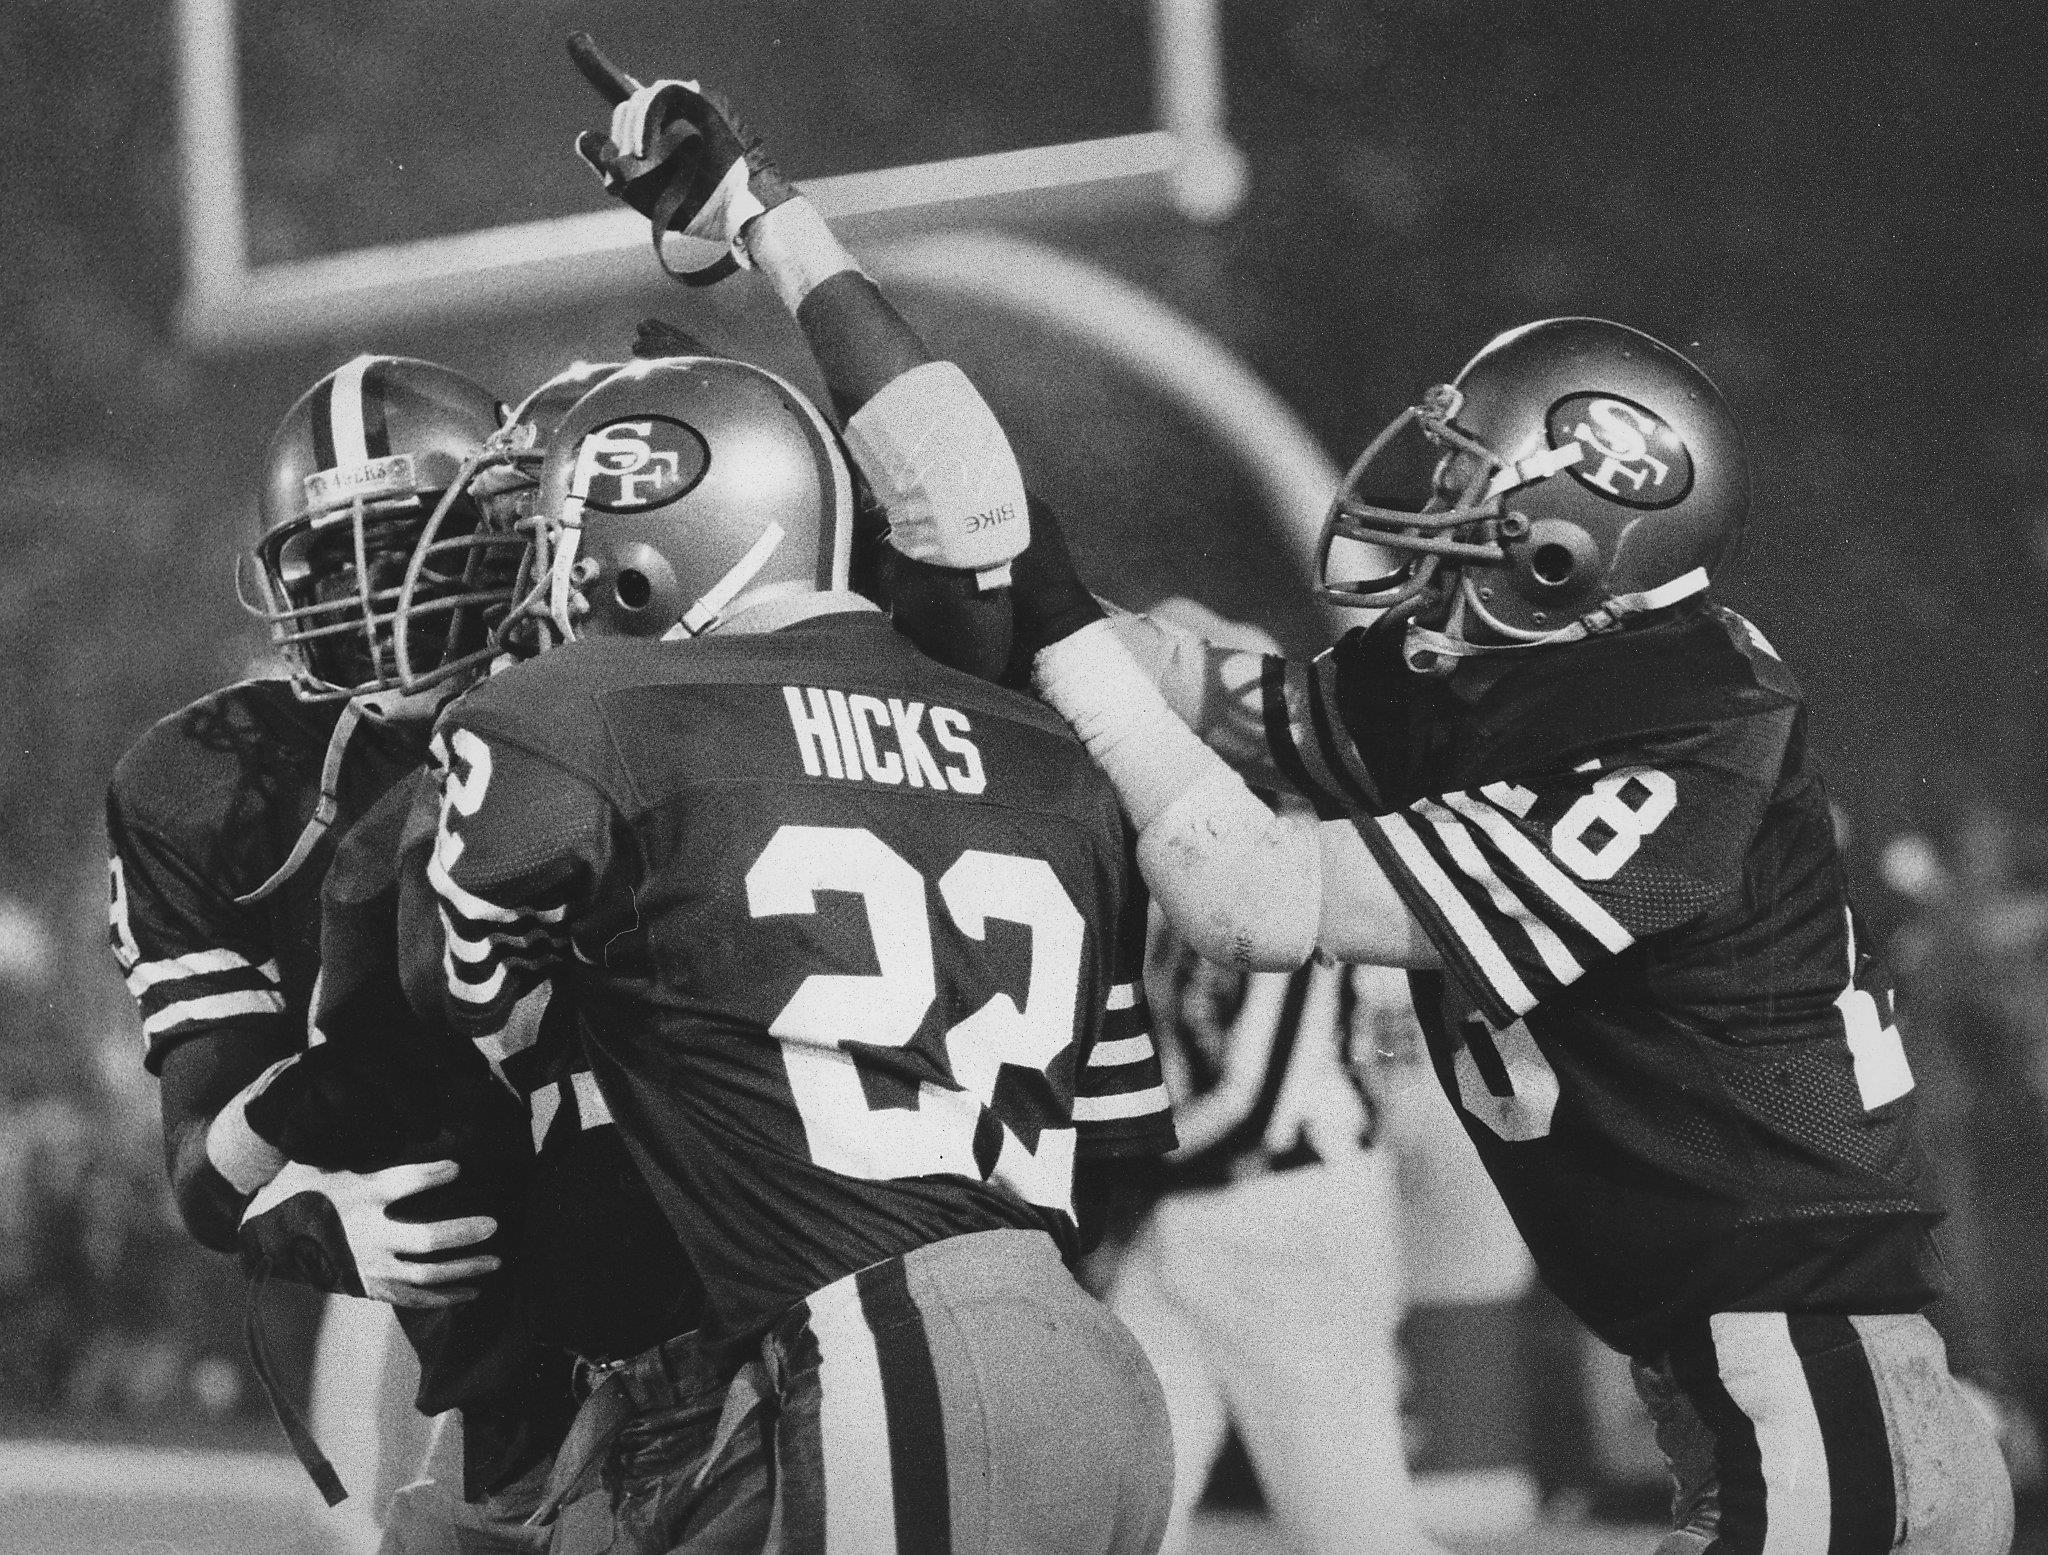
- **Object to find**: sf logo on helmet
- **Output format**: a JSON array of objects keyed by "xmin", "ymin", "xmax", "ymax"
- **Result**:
[
  {"xmin": 573, "ymin": 417, "xmax": 710, "ymax": 513},
  {"xmin": 1546, "ymin": 394, "xmax": 1694, "ymax": 510}
]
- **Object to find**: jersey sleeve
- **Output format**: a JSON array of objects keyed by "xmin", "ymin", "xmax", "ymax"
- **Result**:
[
  {"xmin": 1350, "ymin": 728, "xmax": 1778, "ymax": 1029},
  {"xmin": 424, "ymin": 718, "xmax": 616, "ymax": 1043},
  {"xmin": 1072, "ymin": 825, "xmax": 1176, "ymax": 1159},
  {"xmin": 106, "ymin": 785, "xmax": 292, "ymax": 1076}
]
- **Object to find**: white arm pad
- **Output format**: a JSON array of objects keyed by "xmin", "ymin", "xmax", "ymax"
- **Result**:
[
  {"xmin": 844, "ymin": 362, "xmax": 1029, "ymax": 574},
  {"xmin": 741, "ymin": 197, "xmax": 862, "ymax": 312},
  {"xmin": 1036, "ymin": 621, "xmax": 1319, "ymax": 970},
  {"xmin": 204, "ymin": 1055, "xmax": 296, "ymax": 1195}
]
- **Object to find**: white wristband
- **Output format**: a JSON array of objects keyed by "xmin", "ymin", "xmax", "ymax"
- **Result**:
[
  {"xmin": 204, "ymin": 1056, "xmax": 296, "ymax": 1195},
  {"xmin": 742, "ymin": 197, "xmax": 862, "ymax": 313}
]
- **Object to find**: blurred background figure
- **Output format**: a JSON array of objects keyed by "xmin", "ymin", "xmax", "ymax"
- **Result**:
[
  {"xmin": 1884, "ymin": 807, "xmax": 2048, "ymax": 1506},
  {"xmin": 1091, "ymin": 598, "xmax": 1458, "ymax": 1555}
]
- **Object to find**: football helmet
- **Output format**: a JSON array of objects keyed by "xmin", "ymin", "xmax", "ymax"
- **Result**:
[
  {"xmin": 393, "ymin": 359, "xmax": 621, "ymax": 686},
  {"xmin": 250, "ymin": 355, "xmax": 509, "ymax": 699},
  {"xmin": 525, "ymin": 355, "xmax": 854, "ymax": 641},
  {"xmin": 1316, "ymin": 318, "xmax": 1749, "ymax": 673}
]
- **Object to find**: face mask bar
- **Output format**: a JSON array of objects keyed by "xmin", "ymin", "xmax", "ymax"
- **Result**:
[
  {"xmin": 391, "ymin": 435, "xmax": 535, "ymax": 694},
  {"xmin": 1315, "ymin": 385, "xmax": 1532, "ymax": 611},
  {"xmin": 242, "ymin": 492, "xmax": 445, "ymax": 701}
]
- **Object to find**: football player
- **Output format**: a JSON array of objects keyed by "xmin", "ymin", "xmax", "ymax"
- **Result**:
[
  {"xmin": 416, "ymin": 343, "xmax": 1174, "ymax": 1554},
  {"xmin": 402, "ymin": 78, "xmax": 1182, "ymax": 1535},
  {"xmin": 1097, "ymin": 602, "xmax": 1454, "ymax": 1555},
  {"xmin": 1006, "ymin": 319, "xmax": 2015, "ymax": 1554},
  {"xmin": 104, "ymin": 357, "xmax": 595, "ymax": 1532}
]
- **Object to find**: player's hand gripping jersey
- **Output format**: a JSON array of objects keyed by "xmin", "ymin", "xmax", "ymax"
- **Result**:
[
  {"xmin": 1259, "ymin": 600, "xmax": 1940, "ymax": 1354},
  {"xmin": 422, "ymin": 608, "xmax": 1172, "ymax": 1347}
]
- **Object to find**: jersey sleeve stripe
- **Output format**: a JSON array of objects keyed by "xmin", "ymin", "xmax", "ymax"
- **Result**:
[
  {"xmin": 134, "ymin": 967, "xmax": 287, "ymax": 1027},
  {"xmin": 1364, "ymin": 812, "xmax": 1533, "ymax": 1023},
  {"xmin": 142, "ymin": 987, "xmax": 288, "ymax": 1035},
  {"xmin": 1087, "ymin": 1034, "xmax": 1156, "ymax": 1068},
  {"xmin": 1259, "ymin": 658, "xmax": 1345, "ymax": 816},
  {"xmin": 1312, "ymin": 655, "xmax": 1382, "ymax": 803},
  {"xmin": 1105, "ymin": 981, "xmax": 1137, "ymax": 1011},
  {"xmin": 1438, "ymin": 791, "xmax": 1632, "ymax": 953},
  {"xmin": 446, "ymin": 956, "xmax": 510, "ymax": 1007},
  {"xmin": 125, "ymin": 949, "xmax": 279, "ymax": 996},
  {"xmin": 570, "ymin": 1069, "xmax": 613, "ymax": 1129},
  {"xmin": 528, "ymin": 1083, "xmax": 562, "ymax": 1150},
  {"xmin": 1413, "ymin": 799, "xmax": 1587, "ymax": 985},
  {"xmin": 427, "ymin": 853, "xmax": 569, "ymax": 929},
  {"xmin": 1297, "ymin": 659, "xmax": 1379, "ymax": 812},
  {"xmin": 1073, "ymin": 1084, "xmax": 1171, "ymax": 1122}
]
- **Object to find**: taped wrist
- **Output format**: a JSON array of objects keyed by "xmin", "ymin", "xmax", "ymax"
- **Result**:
[
  {"xmin": 1137, "ymin": 776, "xmax": 1320, "ymax": 971},
  {"xmin": 205, "ymin": 1055, "xmax": 297, "ymax": 1195},
  {"xmin": 743, "ymin": 198, "xmax": 861, "ymax": 313},
  {"xmin": 845, "ymin": 362, "xmax": 1029, "ymax": 577},
  {"xmin": 1034, "ymin": 622, "xmax": 1320, "ymax": 970},
  {"xmin": 1006, "ymin": 497, "xmax": 1106, "ymax": 673}
]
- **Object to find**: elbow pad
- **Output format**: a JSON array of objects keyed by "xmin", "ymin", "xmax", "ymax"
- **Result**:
[
  {"xmin": 845, "ymin": 362, "xmax": 1028, "ymax": 576},
  {"xmin": 1137, "ymin": 772, "xmax": 1320, "ymax": 971}
]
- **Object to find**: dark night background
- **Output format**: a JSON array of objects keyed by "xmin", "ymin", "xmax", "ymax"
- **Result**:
[{"xmin": 4, "ymin": 0, "xmax": 2048, "ymax": 1497}]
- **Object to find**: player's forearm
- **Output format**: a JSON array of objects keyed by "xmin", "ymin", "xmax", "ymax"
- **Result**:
[
  {"xmin": 1104, "ymin": 613, "xmax": 1296, "ymax": 793},
  {"xmin": 745, "ymin": 198, "xmax": 1027, "ymax": 579},
  {"xmin": 1037, "ymin": 621, "xmax": 1318, "ymax": 971},
  {"xmin": 159, "ymin": 1033, "xmax": 296, "ymax": 1250},
  {"xmin": 1037, "ymin": 621, "xmax": 1434, "ymax": 971},
  {"xmin": 744, "ymin": 198, "xmax": 924, "ymax": 421},
  {"xmin": 165, "ymin": 1120, "xmax": 252, "ymax": 1253}
]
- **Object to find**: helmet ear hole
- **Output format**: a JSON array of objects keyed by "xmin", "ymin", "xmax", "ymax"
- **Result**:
[
  {"xmin": 1518, "ymin": 519, "xmax": 1601, "ymax": 594},
  {"xmin": 1531, "ymin": 542, "xmax": 1577, "ymax": 586},
  {"xmin": 616, "ymin": 569, "xmax": 653, "ymax": 610}
]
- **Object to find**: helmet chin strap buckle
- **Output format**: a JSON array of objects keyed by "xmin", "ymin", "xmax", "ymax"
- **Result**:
[{"xmin": 667, "ymin": 522, "xmax": 787, "ymax": 639}]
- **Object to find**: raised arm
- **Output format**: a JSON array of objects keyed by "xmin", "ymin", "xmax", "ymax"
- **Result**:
[
  {"xmin": 573, "ymin": 62, "xmax": 1027, "ymax": 675},
  {"xmin": 1006, "ymin": 504, "xmax": 1436, "ymax": 973}
]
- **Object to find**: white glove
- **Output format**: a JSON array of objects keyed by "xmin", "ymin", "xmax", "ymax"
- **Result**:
[{"xmin": 239, "ymin": 1158, "xmax": 500, "ymax": 1309}]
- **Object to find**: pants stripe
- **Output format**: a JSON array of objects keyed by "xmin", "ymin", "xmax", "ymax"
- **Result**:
[
  {"xmin": 1674, "ymin": 1334, "xmax": 1768, "ymax": 1554},
  {"xmin": 1709, "ymin": 1313, "xmax": 1833, "ymax": 1555},
  {"xmin": 1788, "ymin": 1316, "xmax": 1896, "ymax": 1555},
  {"xmin": 806, "ymin": 1285, "xmax": 899, "ymax": 1554},
  {"xmin": 858, "ymin": 1258, "xmax": 953, "ymax": 1555}
]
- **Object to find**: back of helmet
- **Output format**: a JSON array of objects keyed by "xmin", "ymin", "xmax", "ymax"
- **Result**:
[{"xmin": 529, "ymin": 356, "xmax": 855, "ymax": 643}]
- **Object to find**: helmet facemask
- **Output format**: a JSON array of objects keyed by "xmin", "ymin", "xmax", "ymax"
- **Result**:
[
  {"xmin": 247, "ymin": 484, "xmax": 480, "ymax": 701},
  {"xmin": 1317, "ymin": 383, "xmax": 1601, "ymax": 674},
  {"xmin": 387, "ymin": 431, "xmax": 544, "ymax": 694}
]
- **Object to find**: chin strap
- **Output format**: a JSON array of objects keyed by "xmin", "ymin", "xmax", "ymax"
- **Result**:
[
  {"xmin": 1403, "ymin": 568, "xmax": 1710, "ymax": 675},
  {"xmin": 659, "ymin": 522, "xmax": 787, "ymax": 640},
  {"xmin": 233, "ymin": 701, "xmax": 363, "ymax": 906}
]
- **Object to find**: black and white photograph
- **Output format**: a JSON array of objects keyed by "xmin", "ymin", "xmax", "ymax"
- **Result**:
[{"xmin": 4, "ymin": 2, "xmax": 2047, "ymax": 1552}]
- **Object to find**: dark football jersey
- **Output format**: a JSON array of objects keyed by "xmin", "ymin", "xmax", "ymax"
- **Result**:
[
  {"xmin": 321, "ymin": 771, "xmax": 705, "ymax": 1365},
  {"xmin": 420, "ymin": 606, "xmax": 1173, "ymax": 1347},
  {"xmin": 105, "ymin": 679, "xmax": 427, "ymax": 1073},
  {"xmin": 1260, "ymin": 601, "xmax": 1940, "ymax": 1356}
]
